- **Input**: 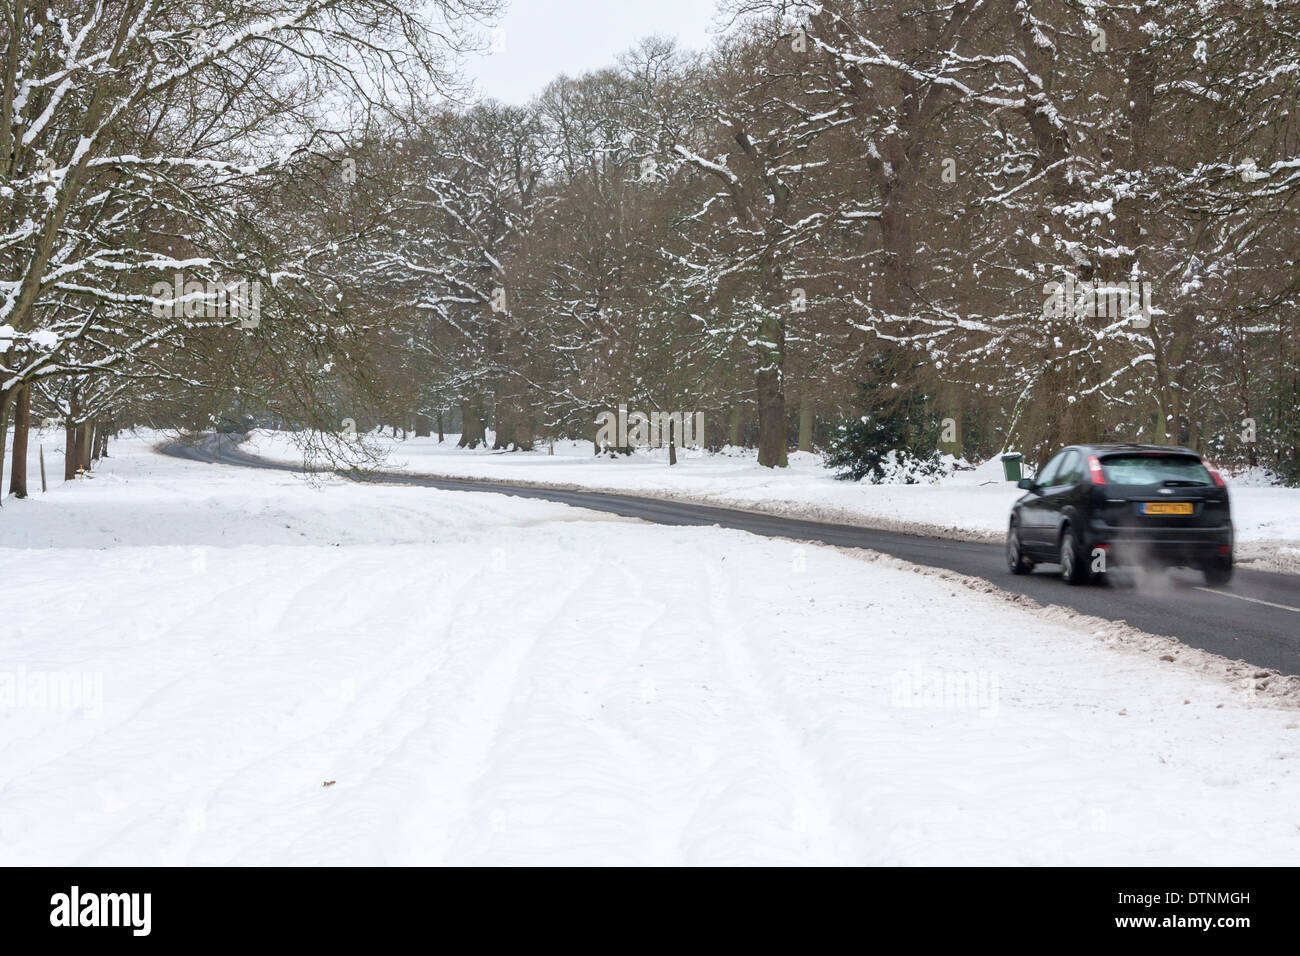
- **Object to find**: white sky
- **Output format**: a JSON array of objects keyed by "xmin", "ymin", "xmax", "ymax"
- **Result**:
[{"xmin": 466, "ymin": 0, "xmax": 723, "ymax": 104}]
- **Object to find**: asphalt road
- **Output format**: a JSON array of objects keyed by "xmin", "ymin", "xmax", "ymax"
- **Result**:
[{"xmin": 163, "ymin": 434, "xmax": 1300, "ymax": 676}]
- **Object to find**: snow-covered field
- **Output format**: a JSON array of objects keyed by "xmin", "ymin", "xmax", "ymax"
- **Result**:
[
  {"xmin": 1, "ymin": 432, "xmax": 1298, "ymax": 865},
  {"xmin": 247, "ymin": 429, "xmax": 1300, "ymax": 572}
]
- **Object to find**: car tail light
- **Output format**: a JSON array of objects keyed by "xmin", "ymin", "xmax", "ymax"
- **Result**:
[
  {"xmin": 1201, "ymin": 458, "xmax": 1226, "ymax": 487},
  {"xmin": 1087, "ymin": 455, "xmax": 1106, "ymax": 485}
]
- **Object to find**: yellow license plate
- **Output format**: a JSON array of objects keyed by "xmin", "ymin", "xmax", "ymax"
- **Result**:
[{"xmin": 1141, "ymin": 502, "xmax": 1194, "ymax": 516}]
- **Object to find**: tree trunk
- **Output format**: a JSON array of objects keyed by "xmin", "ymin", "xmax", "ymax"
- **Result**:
[
  {"xmin": 755, "ymin": 302, "xmax": 787, "ymax": 468},
  {"xmin": 878, "ymin": 180, "xmax": 917, "ymax": 316},
  {"xmin": 727, "ymin": 406, "xmax": 741, "ymax": 446},
  {"xmin": 756, "ymin": 366, "xmax": 787, "ymax": 468},
  {"xmin": 415, "ymin": 414, "xmax": 431, "ymax": 438},
  {"xmin": 494, "ymin": 372, "xmax": 532, "ymax": 450},
  {"xmin": 945, "ymin": 385, "xmax": 963, "ymax": 459},
  {"xmin": 437, "ymin": 411, "xmax": 444, "ymax": 443},
  {"xmin": 458, "ymin": 397, "xmax": 486, "ymax": 448},
  {"xmin": 512, "ymin": 402, "xmax": 534, "ymax": 451},
  {"xmin": 0, "ymin": 387, "xmax": 11, "ymax": 503},
  {"xmin": 797, "ymin": 391, "xmax": 813, "ymax": 453},
  {"xmin": 80, "ymin": 422, "xmax": 94, "ymax": 472},
  {"xmin": 9, "ymin": 384, "xmax": 29, "ymax": 497},
  {"xmin": 65, "ymin": 422, "xmax": 78, "ymax": 480},
  {"xmin": 492, "ymin": 394, "xmax": 511, "ymax": 449}
]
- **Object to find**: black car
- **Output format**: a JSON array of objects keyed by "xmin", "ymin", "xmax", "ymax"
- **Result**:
[{"xmin": 1006, "ymin": 444, "xmax": 1233, "ymax": 586}]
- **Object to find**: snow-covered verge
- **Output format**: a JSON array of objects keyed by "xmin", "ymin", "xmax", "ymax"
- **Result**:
[
  {"xmin": 1, "ymin": 432, "xmax": 1298, "ymax": 865},
  {"xmin": 243, "ymin": 429, "xmax": 1300, "ymax": 574}
]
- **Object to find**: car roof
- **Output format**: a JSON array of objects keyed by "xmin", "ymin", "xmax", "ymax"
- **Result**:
[{"xmin": 1068, "ymin": 443, "xmax": 1200, "ymax": 456}]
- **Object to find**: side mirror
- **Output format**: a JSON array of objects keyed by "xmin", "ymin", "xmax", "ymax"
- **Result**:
[{"xmin": 1017, "ymin": 477, "xmax": 1036, "ymax": 491}]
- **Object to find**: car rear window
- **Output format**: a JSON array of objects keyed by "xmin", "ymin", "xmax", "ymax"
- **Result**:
[{"xmin": 1100, "ymin": 454, "xmax": 1212, "ymax": 486}]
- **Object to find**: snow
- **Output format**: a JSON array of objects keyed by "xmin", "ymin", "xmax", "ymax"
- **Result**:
[
  {"xmin": 244, "ymin": 430, "xmax": 1300, "ymax": 570},
  {"xmin": 2, "ymin": 432, "xmax": 1299, "ymax": 865}
]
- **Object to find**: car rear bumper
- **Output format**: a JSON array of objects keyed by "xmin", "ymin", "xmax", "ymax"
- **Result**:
[{"xmin": 1087, "ymin": 520, "xmax": 1232, "ymax": 564}]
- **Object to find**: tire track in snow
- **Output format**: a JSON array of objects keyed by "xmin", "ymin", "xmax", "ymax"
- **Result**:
[
  {"xmin": 548, "ymin": 552, "xmax": 706, "ymax": 864},
  {"xmin": 701, "ymin": 554, "xmax": 846, "ymax": 865},
  {"xmin": 386, "ymin": 538, "xmax": 611, "ymax": 864},
  {"xmin": 85, "ymin": 546, "xmax": 482, "ymax": 864},
  {"xmin": 214, "ymin": 542, "xmax": 554, "ymax": 863}
]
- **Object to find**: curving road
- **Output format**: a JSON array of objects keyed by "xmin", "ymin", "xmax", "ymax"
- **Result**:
[{"xmin": 163, "ymin": 434, "xmax": 1300, "ymax": 676}]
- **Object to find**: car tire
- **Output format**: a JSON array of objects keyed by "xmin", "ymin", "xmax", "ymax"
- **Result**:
[
  {"xmin": 1059, "ymin": 529, "xmax": 1090, "ymax": 585},
  {"xmin": 1202, "ymin": 555, "xmax": 1233, "ymax": 587},
  {"xmin": 1007, "ymin": 521, "xmax": 1033, "ymax": 574}
]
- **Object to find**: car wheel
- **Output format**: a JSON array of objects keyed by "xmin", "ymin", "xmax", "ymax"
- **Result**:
[
  {"xmin": 1007, "ymin": 521, "xmax": 1033, "ymax": 574},
  {"xmin": 1202, "ymin": 555, "xmax": 1233, "ymax": 587},
  {"xmin": 1060, "ymin": 529, "xmax": 1090, "ymax": 585}
]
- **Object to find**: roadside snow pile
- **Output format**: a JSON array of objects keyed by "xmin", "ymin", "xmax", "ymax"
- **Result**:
[
  {"xmin": 1225, "ymin": 466, "xmax": 1286, "ymax": 487},
  {"xmin": 1, "ymin": 433, "xmax": 1298, "ymax": 865},
  {"xmin": 241, "ymin": 429, "xmax": 1300, "ymax": 569}
]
